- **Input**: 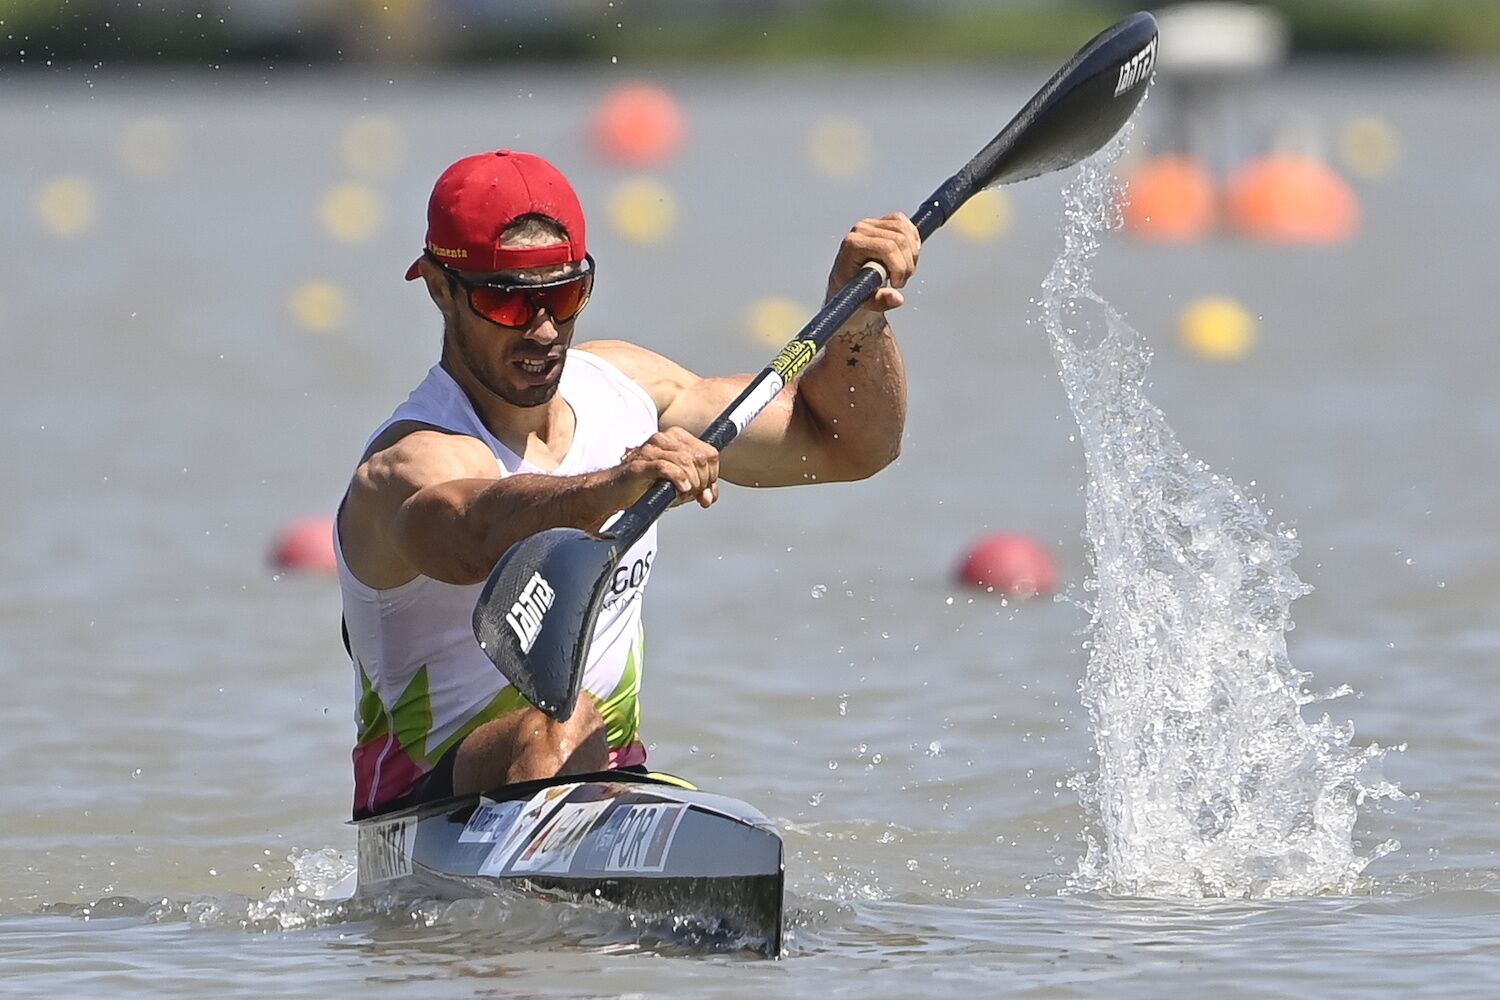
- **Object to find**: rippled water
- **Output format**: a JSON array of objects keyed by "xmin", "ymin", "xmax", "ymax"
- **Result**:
[{"xmin": 4, "ymin": 63, "xmax": 1500, "ymax": 997}]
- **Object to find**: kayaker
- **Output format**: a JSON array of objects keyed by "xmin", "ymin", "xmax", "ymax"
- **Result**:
[{"xmin": 336, "ymin": 149, "xmax": 919, "ymax": 819}]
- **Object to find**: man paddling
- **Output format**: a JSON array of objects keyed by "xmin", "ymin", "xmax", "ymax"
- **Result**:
[{"xmin": 337, "ymin": 149, "xmax": 919, "ymax": 819}]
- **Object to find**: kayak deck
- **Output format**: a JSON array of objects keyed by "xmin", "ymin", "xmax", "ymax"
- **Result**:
[{"xmin": 353, "ymin": 770, "xmax": 784, "ymax": 956}]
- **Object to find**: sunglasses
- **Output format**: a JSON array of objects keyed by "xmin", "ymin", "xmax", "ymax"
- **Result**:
[{"xmin": 431, "ymin": 253, "xmax": 595, "ymax": 329}]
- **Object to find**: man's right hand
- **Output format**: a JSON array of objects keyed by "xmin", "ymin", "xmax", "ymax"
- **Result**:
[{"xmin": 618, "ymin": 427, "xmax": 720, "ymax": 508}]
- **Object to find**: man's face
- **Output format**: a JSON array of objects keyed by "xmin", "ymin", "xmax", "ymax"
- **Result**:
[{"xmin": 442, "ymin": 259, "xmax": 586, "ymax": 409}]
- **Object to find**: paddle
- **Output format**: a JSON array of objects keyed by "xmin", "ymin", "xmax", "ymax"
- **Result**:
[{"xmin": 474, "ymin": 11, "xmax": 1159, "ymax": 720}]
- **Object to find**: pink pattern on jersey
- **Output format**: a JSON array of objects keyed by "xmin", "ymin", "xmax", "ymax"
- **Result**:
[
  {"xmin": 353, "ymin": 734, "xmax": 429, "ymax": 814},
  {"xmin": 608, "ymin": 740, "xmax": 648, "ymax": 769}
]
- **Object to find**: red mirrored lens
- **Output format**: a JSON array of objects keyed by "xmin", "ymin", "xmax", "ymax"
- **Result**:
[{"xmin": 470, "ymin": 276, "xmax": 592, "ymax": 328}]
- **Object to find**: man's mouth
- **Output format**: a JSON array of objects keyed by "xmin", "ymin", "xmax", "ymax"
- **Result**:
[{"xmin": 514, "ymin": 354, "xmax": 561, "ymax": 383}]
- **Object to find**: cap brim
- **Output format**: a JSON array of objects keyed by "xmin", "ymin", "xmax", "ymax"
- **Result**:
[{"xmin": 404, "ymin": 257, "xmax": 422, "ymax": 280}]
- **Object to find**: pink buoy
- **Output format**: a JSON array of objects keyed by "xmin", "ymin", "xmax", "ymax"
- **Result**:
[
  {"xmin": 271, "ymin": 515, "xmax": 337, "ymax": 575},
  {"xmin": 956, "ymin": 533, "xmax": 1058, "ymax": 598}
]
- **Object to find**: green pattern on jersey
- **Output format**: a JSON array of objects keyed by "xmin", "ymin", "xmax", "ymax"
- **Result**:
[
  {"xmin": 360, "ymin": 624, "xmax": 644, "ymax": 764},
  {"xmin": 597, "ymin": 625, "xmax": 643, "ymax": 749},
  {"xmin": 356, "ymin": 659, "xmax": 435, "ymax": 763}
]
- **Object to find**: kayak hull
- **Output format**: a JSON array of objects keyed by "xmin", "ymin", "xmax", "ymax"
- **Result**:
[{"xmin": 354, "ymin": 770, "xmax": 784, "ymax": 956}]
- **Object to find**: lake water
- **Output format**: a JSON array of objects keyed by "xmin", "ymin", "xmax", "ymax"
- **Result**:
[{"xmin": 3, "ymin": 61, "xmax": 1500, "ymax": 997}]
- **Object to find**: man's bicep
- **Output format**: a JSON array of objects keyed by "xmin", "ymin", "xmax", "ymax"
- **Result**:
[
  {"xmin": 663, "ymin": 376, "xmax": 842, "ymax": 487},
  {"xmin": 350, "ymin": 429, "xmax": 498, "ymax": 528},
  {"xmin": 581, "ymin": 340, "xmax": 822, "ymax": 486}
]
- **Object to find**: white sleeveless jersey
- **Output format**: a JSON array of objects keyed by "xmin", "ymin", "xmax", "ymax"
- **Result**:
[{"xmin": 337, "ymin": 350, "xmax": 659, "ymax": 815}]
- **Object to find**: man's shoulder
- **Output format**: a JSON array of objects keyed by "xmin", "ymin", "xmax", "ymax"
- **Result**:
[
  {"xmin": 576, "ymin": 340, "xmax": 693, "ymax": 416},
  {"xmin": 360, "ymin": 420, "xmax": 488, "ymax": 467},
  {"xmin": 576, "ymin": 338, "xmax": 653, "ymax": 370}
]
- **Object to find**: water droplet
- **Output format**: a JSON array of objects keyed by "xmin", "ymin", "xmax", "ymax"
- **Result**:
[{"xmin": 810, "ymin": 584, "xmax": 827, "ymax": 598}]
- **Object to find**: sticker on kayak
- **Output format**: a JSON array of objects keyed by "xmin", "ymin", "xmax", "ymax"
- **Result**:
[
  {"xmin": 459, "ymin": 800, "xmax": 525, "ymax": 844},
  {"xmin": 509, "ymin": 799, "xmax": 614, "ymax": 874},
  {"xmin": 357, "ymin": 816, "xmax": 415, "ymax": 884},
  {"xmin": 478, "ymin": 784, "xmax": 577, "ymax": 875},
  {"xmin": 587, "ymin": 803, "xmax": 687, "ymax": 873}
]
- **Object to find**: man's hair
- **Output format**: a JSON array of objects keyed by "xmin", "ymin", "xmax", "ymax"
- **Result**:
[{"xmin": 502, "ymin": 213, "xmax": 569, "ymax": 247}]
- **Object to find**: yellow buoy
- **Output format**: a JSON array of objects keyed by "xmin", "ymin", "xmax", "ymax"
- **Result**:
[
  {"xmin": 744, "ymin": 297, "xmax": 808, "ymax": 348},
  {"xmin": 951, "ymin": 188, "xmax": 1013, "ymax": 242},
  {"xmin": 320, "ymin": 183, "xmax": 383, "ymax": 243},
  {"xmin": 607, "ymin": 177, "xmax": 676, "ymax": 244},
  {"xmin": 340, "ymin": 118, "xmax": 404, "ymax": 177},
  {"xmin": 1179, "ymin": 297, "xmax": 1256, "ymax": 361},
  {"xmin": 289, "ymin": 281, "xmax": 347, "ymax": 332},
  {"xmin": 36, "ymin": 176, "xmax": 98, "ymax": 237},
  {"xmin": 1339, "ymin": 116, "xmax": 1399, "ymax": 179},
  {"xmin": 117, "ymin": 116, "xmax": 185, "ymax": 181},
  {"xmin": 805, "ymin": 117, "xmax": 871, "ymax": 180}
]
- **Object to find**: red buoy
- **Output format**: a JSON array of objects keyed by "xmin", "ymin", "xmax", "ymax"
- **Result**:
[
  {"xmin": 956, "ymin": 534, "xmax": 1058, "ymax": 598},
  {"xmin": 590, "ymin": 82, "xmax": 685, "ymax": 167},
  {"xmin": 271, "ymin": 515, "xmax": 337, "ymax": 575}
]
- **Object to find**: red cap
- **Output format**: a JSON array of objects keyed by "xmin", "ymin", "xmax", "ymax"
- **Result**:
[{"xmin": 405, "ymin": 150, "xmax": 587, "ymax": 280}]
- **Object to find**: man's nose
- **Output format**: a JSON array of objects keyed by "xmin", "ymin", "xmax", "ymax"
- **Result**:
[{"xmin": 523, "ymin": 309, "xmax": 561, "ymax": 342}]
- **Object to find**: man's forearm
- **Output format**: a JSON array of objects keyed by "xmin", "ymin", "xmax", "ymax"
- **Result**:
[{"xmin": 396, "ymin": 470, "xmax": 634, "ymax": 585}]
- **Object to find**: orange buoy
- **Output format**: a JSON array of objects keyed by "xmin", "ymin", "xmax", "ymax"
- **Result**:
[
  {"xmin": 591, "ymin": 83, "xmax": 685, "ymax": 168},
  {"xmin": 1225, "ymin": 153, "xmax": 1358, "ymax": 244},
  {"xmin": 956, "ymin": 534, "xmax": 1058, "ymax": 599},
  {"xmin": 271, "ymin": 515, "xmax": 337, "ymax": 575},
  {"xmin": 1122, "ymin": 155, "xmax": 1218, "ymax": 242}
]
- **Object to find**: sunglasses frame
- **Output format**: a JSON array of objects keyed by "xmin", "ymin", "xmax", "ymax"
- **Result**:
[{"xmin": 428, "ymin": 252, "xmax": 596, "ymax": 329}]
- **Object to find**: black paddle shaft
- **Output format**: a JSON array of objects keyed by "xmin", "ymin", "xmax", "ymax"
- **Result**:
[
  {"xmin": 606, "ymin": 11, "xmax": 1158, "ymax": 547},
  {"xmin": 472, "ymin": 11, "xmax": 1157, "ymax": 720}
]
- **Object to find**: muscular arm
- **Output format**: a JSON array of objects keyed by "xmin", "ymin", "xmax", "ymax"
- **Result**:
[
  {"xmin": 582, "ymin": 214, "xmax": 917, "ymax": 488},
  {"xmin": 339, "ymin": 422, "xmax": 715, "ymax": 589}
]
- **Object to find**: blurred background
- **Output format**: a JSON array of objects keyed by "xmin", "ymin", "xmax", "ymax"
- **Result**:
[{"xmin": 6, "ymin": 1, "xmax": 1500, "ymax": 996}]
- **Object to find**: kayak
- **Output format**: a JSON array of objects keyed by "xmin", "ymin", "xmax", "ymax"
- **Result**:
[{"xmin": 352, "ymin": 769, "xmax": 784, "ymax": 956}]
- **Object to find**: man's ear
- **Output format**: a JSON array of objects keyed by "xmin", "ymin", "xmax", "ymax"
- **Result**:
[{"xmin": 417, "ymin": 259, "xmax": 455, "ymax": 312}]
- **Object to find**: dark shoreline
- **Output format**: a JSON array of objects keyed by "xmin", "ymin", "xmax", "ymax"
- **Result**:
[{"xmin": 6, "ymin": 1, "xmax": 1500, "ymax": 69}]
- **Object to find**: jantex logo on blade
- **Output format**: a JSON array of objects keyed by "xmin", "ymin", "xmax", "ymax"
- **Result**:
[
  {"xmin": 506, "ymin": 572, "xmax": 556, "ymax": 653},
  {"xmin": 1114, "ymin": 36, "xmax": 1157, "ymax": 97}
]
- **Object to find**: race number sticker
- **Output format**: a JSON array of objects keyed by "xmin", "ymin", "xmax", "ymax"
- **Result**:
[
  {"xmin": 358, "ymin": 817, "xmax": 415, "ymax": 884},
  {"xmin": 478, "ymin": 785, "xmax": 575, "ymax": 875},
  {"xmin": 509, "ymin": 799, "xmax": 614, "ymax": 874},
  {"xmin": 597, "ymin": 804, "xmax": 686, "ymax": 873},
  {"xmin": 459, "ymin": 800, "xmax": 525, "ymax": 844}
]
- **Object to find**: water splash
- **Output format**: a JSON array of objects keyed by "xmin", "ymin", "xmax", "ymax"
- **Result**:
[{"xmin": 1043, "ymin": 134, "xmax": 1403, "ymax": 899}]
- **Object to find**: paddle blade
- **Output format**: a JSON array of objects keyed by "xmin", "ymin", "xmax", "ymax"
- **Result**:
[
  {"xmin": 472, "ymin": 527, "xmax": 623, "ymax": 721},
  {"xmin": 977, "ymin": 11, "xmax": 1158, "ymax": 189}
]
